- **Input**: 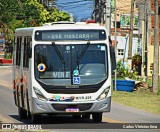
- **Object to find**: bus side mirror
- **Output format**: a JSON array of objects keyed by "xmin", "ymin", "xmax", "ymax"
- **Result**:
[{"xmin": 110, "ymin": 46, "xmax": 116, "ymax": 71}]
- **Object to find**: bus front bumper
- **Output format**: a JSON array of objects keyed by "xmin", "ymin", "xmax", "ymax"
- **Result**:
[{"xmin": 31, "ymin": 96, "xmax": 111, "ymax": 114}]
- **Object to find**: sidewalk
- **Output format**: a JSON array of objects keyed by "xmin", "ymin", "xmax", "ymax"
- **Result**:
[{"xmin": 0, "ymin": 66, "xmax": 12, "ymax": 88}]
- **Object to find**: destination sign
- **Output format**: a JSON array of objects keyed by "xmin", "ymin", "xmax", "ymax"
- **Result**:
[{"xmin": 35, "ymin": 30, "xmax": 106, "ymax": 41}]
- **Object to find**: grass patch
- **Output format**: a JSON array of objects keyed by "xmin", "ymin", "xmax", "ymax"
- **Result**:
[{"xmin": 112, "ymin": 90, "xmax": 160, "ymax": 114}]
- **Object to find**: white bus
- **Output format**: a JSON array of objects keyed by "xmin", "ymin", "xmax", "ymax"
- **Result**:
[{"xmin": 13, "ymin": 21, "xmax": 115, "ymax": 123}]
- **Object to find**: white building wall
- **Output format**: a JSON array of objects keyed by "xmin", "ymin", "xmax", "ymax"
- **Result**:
[
  {"xmin": 147, "ymin": 46, "xmax": 160, "ymax": 77},
  {"xmin": 111, "ymin": 35, "xmax": 142, "ymax": 62}
]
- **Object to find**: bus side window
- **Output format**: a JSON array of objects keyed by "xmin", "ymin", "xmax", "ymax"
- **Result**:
[
  {"xmin": 26, "ymin": 37, "xmax": 32, "ymax": 68},
  {"xmin": 23, "ymin": 37, "xmax": 27, "ymax": 67},
  {"xmin": 16, "ymin": 37, "xmax": 22, "ymax": 66},
  {"xmin": 23, "ymin": 36, "xmax": 32, "ymax": 68},
  {"xmin": 13, "ymin": 37, "xmax": 16, "ymax": 65}
]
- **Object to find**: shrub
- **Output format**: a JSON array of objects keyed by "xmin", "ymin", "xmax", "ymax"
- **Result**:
[
  {"xmin": 5, "ymin": 53, "xmax": 12, "ymax": 59},
  {"xmin": 132, "ymin": 54, "xmax": 142, "ymax": 75},
  {"xmin": 116, "ymin": 61, "xmax": 129, "ymax": 78},
  {"xmin": 116, "ymin": 61, "xmax": 142, "ymax": 81}
]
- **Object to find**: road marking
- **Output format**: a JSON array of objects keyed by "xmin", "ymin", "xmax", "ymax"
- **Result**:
[{"xmin": 102, "ymin": 117, "xmax": 126, "ymax": 123}]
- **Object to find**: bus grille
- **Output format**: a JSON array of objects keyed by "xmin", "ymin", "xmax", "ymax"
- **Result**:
[{"xmin": 52, "ymin": 103, "xmax": 93, "ymax": 111}]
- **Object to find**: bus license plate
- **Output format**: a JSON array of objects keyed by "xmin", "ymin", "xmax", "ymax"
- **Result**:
[{"xmin": 66, "ymin": 108, "xmax": 79, "ymax": 112}]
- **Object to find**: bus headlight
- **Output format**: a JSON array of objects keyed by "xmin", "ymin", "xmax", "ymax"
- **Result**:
[
  {"xmin": 33, "ymin": 87, "xmax": 47, "ymax": 101},
  {"xmin": 97, "ymin": 87, "xmax": 110, "ymax": 101}
]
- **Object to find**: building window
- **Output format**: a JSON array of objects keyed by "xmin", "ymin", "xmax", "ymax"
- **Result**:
[
  {"xmin": 113, "ymin": 21, "xmax": 120, "ymax": 28},
  {"xmin": 118, "ymin": 49, "xmax": 124, "ymax": 55}
]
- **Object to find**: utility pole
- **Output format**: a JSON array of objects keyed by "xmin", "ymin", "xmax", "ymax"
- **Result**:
[
  {"xmin": 128, "ymin": 0, "xmax": 134, "ymax": 60},
  {"xmin": 99, "ymin": 0, "xmax": 102, "ymax": 24},
  {"xmin": 94, "ymin": 0, "xmax": 100, "ymax": 23},
  {"xmin": 105, "ymin": 0, "xmax": 111, "ymax": 36},
  {"xmin": 152, "ymin": 0, "xmax": 159, "ymax": 93},
  {"xmin": 114, "ymin": 0, "xmax": 117, "ymax": 91},
  {"xmin": 141, "ymin": 1, "xmax": 147, "ymax": 79},
  {"xmin": 146, "ymin": 0, "xmax": 151, "ymax": 78}
]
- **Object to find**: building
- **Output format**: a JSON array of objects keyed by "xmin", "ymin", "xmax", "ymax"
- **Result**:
[
  {"xmin": 110, "ymin": 0, "xmax": 140, "ymax": 70},
  {"xmin": 110, "ymin": 0, "xmax": 159, "ymax": 76}
]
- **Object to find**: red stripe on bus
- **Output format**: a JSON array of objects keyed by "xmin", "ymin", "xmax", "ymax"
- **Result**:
[
  {"xmin": 13, "ymin": 80, "xmax": 16, "ymax": 89},
  {"xmin": 20, "ymin": 76, "xmax": 23, "ymax": 83}
]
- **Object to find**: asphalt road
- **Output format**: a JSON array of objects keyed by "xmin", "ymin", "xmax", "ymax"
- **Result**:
[{"xmin": 0, "ymin": 67, "xmax": 160, "ymax": 131}]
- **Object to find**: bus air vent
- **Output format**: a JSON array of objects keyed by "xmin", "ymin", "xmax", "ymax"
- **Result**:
[{"xmin": 52, "ymin": 103, "xmax": 93, "ymax": 111}]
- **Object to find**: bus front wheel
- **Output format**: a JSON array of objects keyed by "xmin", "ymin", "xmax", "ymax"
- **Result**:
[{"xmin": 92, "ymin": 113, "xmax": 102, "ymax": 123}]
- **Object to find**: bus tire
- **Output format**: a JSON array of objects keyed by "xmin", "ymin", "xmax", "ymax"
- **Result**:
[
  {"xmin": 92, "ymin": 113, "xmax": 102, "ymax": 123},
  {"xmin": 18, "ymin": 107, "xmax": 27, "ymax": 119},
  {"xmin": 27, "ymin": 111, "xmax": 31, "ymax": 119},
  {"xmin": 31, "ymin": 114, "xmax": 41, "ymax": 124}
]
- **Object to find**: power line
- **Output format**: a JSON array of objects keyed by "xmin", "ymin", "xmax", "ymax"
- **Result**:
[
  {"xmin": 58, "ymin": 3, "xmax": 93, "ymax": 8},
  {"xmin": 56, "ymin": 0, "xmax": 94, "ymax": 21},
  {"xmin": 57, "ymin": 1, "xmax": 93, "ymax": 8},
  {"xmin": 63, "ymin": 5, "xmax": 94, "ymax": 9},
  {"xmin": 57, "ymin": 0, "xmax": 93, "ymax": 5}
]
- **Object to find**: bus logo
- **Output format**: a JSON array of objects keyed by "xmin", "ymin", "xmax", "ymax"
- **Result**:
[
  {"xmin": 73, "ymin": 77, "xmax": 80, "ymax": 84},
  {"xmin": 2, "ymin": 124, "xmax": 11, "ymax": 129}
]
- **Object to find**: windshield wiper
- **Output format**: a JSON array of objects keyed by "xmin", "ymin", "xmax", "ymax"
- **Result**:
[
  {"xmin": 52, "ymin": 42, "xmax": 65, "ymax": 64},
  {"xmin": 76, "ymin": 41, "xmax": 90, "ymax": 70}
]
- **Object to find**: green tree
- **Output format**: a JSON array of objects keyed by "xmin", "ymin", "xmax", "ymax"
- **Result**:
[
  {"xmin": 1, "ymin": 0, "xmax": 71, "ymax": 29},
  {"xmin": 49, "ymin": 8, "xmax": 70, "ymax": 22},
  {"xmin": 20, "ymin": 0, "xmax": 50, "ymax": 27},
  {"xmin": 0, "ymin": 0, "xmax": 22, "ymax": 40},
  {"xmin": 0, "ymin": 0, "xmax": 71, "ymax": 58},
  {"xmin": 17, "ymin": 0, "xmax": 71, "ymax": 27}
]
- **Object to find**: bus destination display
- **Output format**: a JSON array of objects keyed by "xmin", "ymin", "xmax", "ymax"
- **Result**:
[{"xmin": 35, "ymin": 30, "xmax": 106, "ymax": 41}]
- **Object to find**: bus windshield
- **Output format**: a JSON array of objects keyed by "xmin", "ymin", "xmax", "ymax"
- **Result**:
[{"xmin": 34, "ymin": 43, "xmax": 108, "ymax": 86}]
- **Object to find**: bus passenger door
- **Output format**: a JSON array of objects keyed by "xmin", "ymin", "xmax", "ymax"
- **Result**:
[{"xmin": 14, "ymin": 36, "xmax": 22, "ymax": 107}]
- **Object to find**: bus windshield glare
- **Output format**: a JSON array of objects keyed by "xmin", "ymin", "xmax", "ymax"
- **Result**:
[{"xmin": 34, "ymin": 43, "xmax": 108, "ymax": 86}]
